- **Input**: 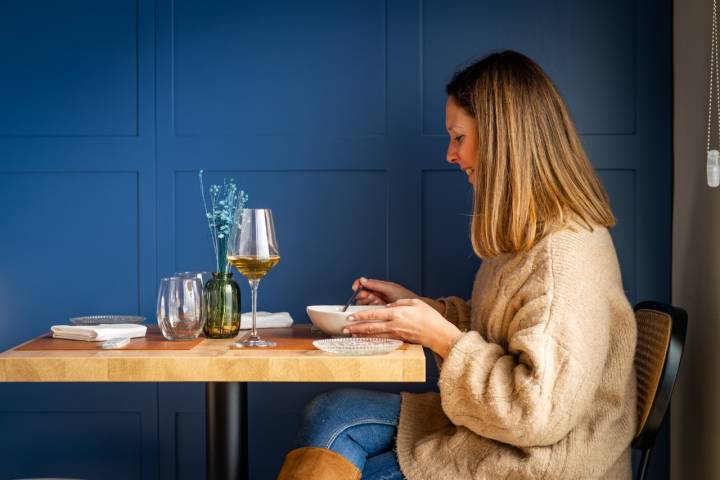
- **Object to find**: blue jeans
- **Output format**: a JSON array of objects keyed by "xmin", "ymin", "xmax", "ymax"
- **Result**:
[{"xmin": 295, "ymin": 388, "xmax": 404, "ymax": 480}]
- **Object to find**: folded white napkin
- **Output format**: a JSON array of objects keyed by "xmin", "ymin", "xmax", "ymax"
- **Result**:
[
  {"xmin": 240, "ymin": 311, "xmax": 293, "ymax": 330},
  {"xmin": 51, "ymin": 324, "xmax": 148, "ymax": 341}
]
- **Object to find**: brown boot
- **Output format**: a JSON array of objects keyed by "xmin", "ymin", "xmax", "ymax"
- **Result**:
[{"xmin": 277, "ymin": 446, "xmax": 362, "ymax": 480}]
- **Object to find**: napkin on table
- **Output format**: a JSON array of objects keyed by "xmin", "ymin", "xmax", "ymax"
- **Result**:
[
  {"xmin": 240, "ymin": 311, "xmax": 293, "ymax": 330},
  {"xmin": 51, "ymin": 324, "xmax": 148, "ymax": 341}
]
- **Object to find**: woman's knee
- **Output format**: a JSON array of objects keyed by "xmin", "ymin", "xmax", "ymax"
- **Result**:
[
  {"xmin": 303, "ymin": 388, "xmax": 400, "ymax": 425},
  {"xmin": 302, "ymin": 388, "xmax": 363, "ymax": 423},
  {"xmin": 296, "ymin": 388, "xmax": 400, "ymax": 448},
  {"xmin": 296, "ymin": 389, "xmax": 361, "ymax": 448}
]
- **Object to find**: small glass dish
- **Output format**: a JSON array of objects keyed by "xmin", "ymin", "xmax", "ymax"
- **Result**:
[
  {"xmin": 312, "ymin": 337, "xmax": 403, "ymax": 356},
  {"xmin": 69, "ymin": 315, "xmax": 146, "ymax": 326}
]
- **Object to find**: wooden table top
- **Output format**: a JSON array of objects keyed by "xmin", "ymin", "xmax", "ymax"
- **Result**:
[{"xmin": 0, "ymin": 326, "xmax": 426, "ymax": 383}]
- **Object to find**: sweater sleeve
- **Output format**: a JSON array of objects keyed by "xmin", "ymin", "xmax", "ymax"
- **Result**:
[
  {"xmin": 421, "ymin": 296, "xmax": 472, "ymax": 331},
  {"xmin": 437, "ymin": 240, "xmax": 612, "ymax": 447},
  {"xmin": 419, "ymin": 296, "xmax": 471, "ymax": 371}
]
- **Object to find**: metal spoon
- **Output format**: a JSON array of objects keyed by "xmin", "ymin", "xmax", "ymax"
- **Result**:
[{"xmin": 342, "ymin": 286, "xmax": 363, "ymax": 312}]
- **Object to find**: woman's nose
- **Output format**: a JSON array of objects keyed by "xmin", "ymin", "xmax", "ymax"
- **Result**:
[{"xmin": 446, "ymin": 144, "xmax": 458, "ymax": 164}]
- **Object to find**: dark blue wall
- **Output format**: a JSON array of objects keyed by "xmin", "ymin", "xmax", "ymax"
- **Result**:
[{"xmin": 0, "ymin": 0, "xmax": 672, "ymax": 478}]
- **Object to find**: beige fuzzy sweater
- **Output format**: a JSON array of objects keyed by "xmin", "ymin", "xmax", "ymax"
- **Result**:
[{"xmin": 397, "ymin": 223, "xmax": 637, "ymax": 479}]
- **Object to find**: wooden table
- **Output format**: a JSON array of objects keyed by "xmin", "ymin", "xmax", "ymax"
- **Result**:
[{"xmin": 0, "ymin": 326, "xmax": 426, "ymax": 480}]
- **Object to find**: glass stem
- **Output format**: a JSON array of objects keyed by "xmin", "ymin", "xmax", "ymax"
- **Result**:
[{"xmin": 249, "ymin": 279, "xmax": 260, "ymax": 338}]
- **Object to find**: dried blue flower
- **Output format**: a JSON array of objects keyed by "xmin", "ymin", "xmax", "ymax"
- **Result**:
[{"xmin": 199, "ymin": 170, "xmax": 249, "ymax": 273}]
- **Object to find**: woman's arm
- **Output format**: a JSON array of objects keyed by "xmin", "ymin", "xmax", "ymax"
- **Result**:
[
  {"xmin": 344, "ymin": 299, "xmax": 463, "ymax": 359},
  {"xmin": 423, "ymin": 296, "xmax": 471, "ymax": 331},
  {"xmin": 351, "ymin": 277, "xmax": 471, "ymax": 330},
  {"xmin": 419, "ymin": 296, "xmax": 446, "ymax": 315},
  {"xmin": 437, "ymin": 261, "xmax": 613, "ymax": 448}
]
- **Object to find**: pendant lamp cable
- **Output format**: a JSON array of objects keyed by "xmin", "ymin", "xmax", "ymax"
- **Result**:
[{"xmin": 707, "ymin": 0, "xmax": 720, "ymax": 187}]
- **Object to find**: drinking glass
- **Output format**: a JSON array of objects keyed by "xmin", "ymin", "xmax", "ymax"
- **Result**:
[
  {"xmin": 174, "ymin": 271, "xmax": 212, "ymax": 290},
  {"xmin": 175, "ymin": 272, "xmax": 218, "ymax": 335},
  {"xmin": 227, "ymin": 208, "xmax": 280, "ymax": 347},
  {"xmin": 157, "ymin": 276, "xmax": 205, "ymax": 340}
]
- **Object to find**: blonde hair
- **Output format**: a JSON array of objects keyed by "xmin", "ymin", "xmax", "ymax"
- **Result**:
[{"xmin": 446, "ymin": 51, "xmax": 615, "ymax": 259}]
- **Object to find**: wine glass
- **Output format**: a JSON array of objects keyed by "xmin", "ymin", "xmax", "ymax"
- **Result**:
[
  {"xmin": 227, "ymin": 208, "xmax": 280, "ymax": 347},
  {"xmin": 157, "ymin": 276, "xmax": 205, "ymax": 340}
]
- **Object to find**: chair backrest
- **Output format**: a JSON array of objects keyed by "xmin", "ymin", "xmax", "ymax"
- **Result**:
[{"xmin": 632, "ymin": 301, "xmax": 687, "ymax": 449}]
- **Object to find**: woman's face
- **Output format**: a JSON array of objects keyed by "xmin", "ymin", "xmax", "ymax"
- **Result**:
[{"xmin": 445, "ymin": 97, "xmax": 479, "ymax": 188}]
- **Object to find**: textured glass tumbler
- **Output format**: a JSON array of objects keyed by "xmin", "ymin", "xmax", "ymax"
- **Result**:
[{"xmin": 157, "ymin": 276, "xmax": 205, "ymax": 340}]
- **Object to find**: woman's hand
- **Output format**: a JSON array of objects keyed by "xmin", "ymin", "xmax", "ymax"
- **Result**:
[
  {"xmin": 344, "ymin": 298, "xmax": 462, "ymax": 359},
  {"xmin": 351, "ymin": 277, "xmax": 418, "ymax": 305}
]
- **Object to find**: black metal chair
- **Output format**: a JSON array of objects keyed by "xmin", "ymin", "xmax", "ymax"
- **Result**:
[{"xmin": 632, "ymin": 301, "xmax": 687, "ymax": 480}]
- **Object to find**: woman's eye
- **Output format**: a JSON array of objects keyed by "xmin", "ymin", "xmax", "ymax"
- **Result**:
[{"xmin": 455, "ymin": 135, "xmax": 464, "ymax": 143}]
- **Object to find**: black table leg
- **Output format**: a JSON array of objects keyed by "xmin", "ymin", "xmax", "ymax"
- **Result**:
[{"xmin": 206, "ymin": 382, "xmax": 248, "ymax": 480}]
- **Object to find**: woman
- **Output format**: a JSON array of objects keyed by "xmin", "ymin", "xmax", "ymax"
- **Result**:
[{"xmin": 277, "ymin": 50, "xmax": 637, "ymax": 480}]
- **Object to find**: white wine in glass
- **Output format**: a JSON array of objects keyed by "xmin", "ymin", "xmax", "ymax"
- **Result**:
[
  {"xmin": 227, "ymin": 255, "xmax": 280, "ymax": 280},
  {"xmin": 227, "ymin": 208, "xmax": 280, "ymax": 347}
]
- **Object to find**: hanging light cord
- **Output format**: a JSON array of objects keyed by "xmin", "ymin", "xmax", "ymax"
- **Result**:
[
  {"xmin": 708, "ymin": 0, "xmax": 720, "ymax": 151},
  {"xmin": 707, "ymin": 0, "xmax": 720, "ymax": 187}
]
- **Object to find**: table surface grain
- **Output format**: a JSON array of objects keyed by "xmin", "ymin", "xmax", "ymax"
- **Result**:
[{"xmin": 0, "ymin": 326, "xmax": 426, "ymax": 383}]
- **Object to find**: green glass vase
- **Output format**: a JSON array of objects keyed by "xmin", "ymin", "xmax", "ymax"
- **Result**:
[{"xmin": 203, "ymin": 272, "xmax": 241, "ymax": 338}]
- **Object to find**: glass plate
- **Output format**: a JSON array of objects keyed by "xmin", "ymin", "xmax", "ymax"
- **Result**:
[
  {"xmin": 312, "ymin": 337, "xmax": 403, "ymax": 356},
  {"xmin": 69, "ymin": 315, "xmax": 146, "ymax": 326}
]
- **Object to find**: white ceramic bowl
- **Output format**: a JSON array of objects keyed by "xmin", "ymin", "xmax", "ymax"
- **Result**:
[{"xmin": 306, "ymin": 305, "xmax": 386, "ymax": 336}]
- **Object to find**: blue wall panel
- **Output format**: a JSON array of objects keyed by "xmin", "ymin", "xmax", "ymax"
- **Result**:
[
  {"xmin": 0, "ymin": 172, "xmax": 139, "ymax": 351},
  {"xmin": 0, "ymin": 0, "xmax": 672, "ymax": 478},
  {"xmin": 421, "ymin": 170, "xmax": 478, "ymax": 299},
  {"xmin": 421, "ymin": 0, "xmax": 636, "ymax": 135},
  {"xmin": 599, "ymin": 169, "xmax": 638, "ymax": 303},
  {"xmin": 175, "ymin": 412, "xmax": 205, "ymax": 480},
  {"xmin": 0, "ymin": 0, "xmax": 138, "ymax": 137},
  {"xmin": 0, "ymin": 383, "xmax": 158, "ymax": 479},
  {"xmin": 0, "ymin": 412, "xmax": 142, "ymax": 479},
  {"xmin": 172, "ymin": 0, "xmax": 386, "ymax": 136}
]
